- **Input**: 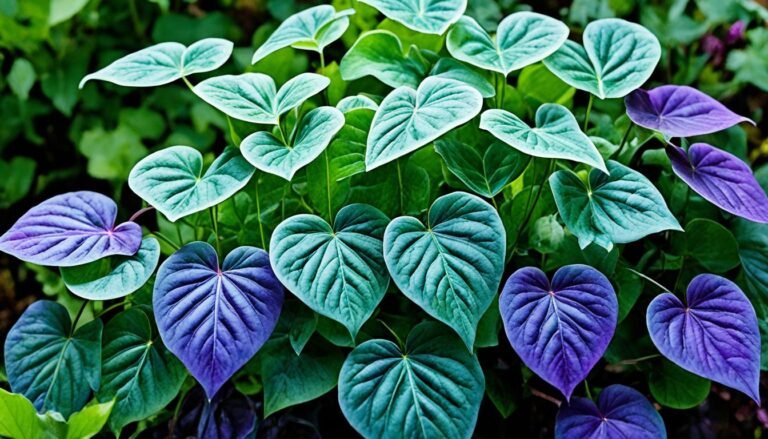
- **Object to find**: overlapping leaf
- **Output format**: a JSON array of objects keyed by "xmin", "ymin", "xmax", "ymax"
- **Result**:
[
  {"xmin": 339, "ymin": 30, "xmax": 430, "ymax": 88},
  {"xmin": 336, "ymin": 95, "xmax": 379, "ymax": 112},
  {"xmin": 359, "ymin": 0, "xmax": 466, "ymax": 34}
]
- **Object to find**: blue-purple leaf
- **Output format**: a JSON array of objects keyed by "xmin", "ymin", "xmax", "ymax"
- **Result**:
[
  {"xmin": 647, "ymin": 274, "xmax": 761, "ymax": 403},
  {"xmin": 500, "ymin": 265, "xmax": 618, "ymax": 399},
  {"xmin": 0, "ymin": 191, "xmax": 142, "ymax": 267},
  {"xmin": 179, "ymin": 385, "xmax": 257, "ymax": 439},
  {"xmin": 154, "ymin": 242, "xmax": 284, "ymax": 399}
]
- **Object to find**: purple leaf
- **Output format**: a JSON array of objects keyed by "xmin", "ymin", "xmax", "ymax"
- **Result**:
[
  {"xmin": 500, "ymin": 265, "xmax": 618, "ymax": 399},
  {"xmin": 647, "ymin": 274, "xmax": 761, "ymax": 403},
  {"xmin": 667, "ymin": 143, "xmax": 768, "ymax": 223},
  {"xmin": 555, "ymin": 384, "xmax": 667, "ymax": 439},
  {"xmin": 179, "ymin": 385, "xmax": 257, "ymax": 439},
  {"xmin": 0, "ymin": 191, "xmax": 142, "ymax": 267},
  {"xmin": 154, "ymin": 242, "xmax": 284, "ymax": 399},
  {"xmin": 625, "ymin": 85, "xmax": 753, "ymax": 137}
]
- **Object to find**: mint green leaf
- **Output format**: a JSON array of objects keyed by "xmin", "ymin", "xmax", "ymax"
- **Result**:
[
  {"xmin": 339, "ymin": 30, "xmax": 430, "ymax": 88},
  {"xmin": 366, "ymin": 77, "xmax": 482, "ymax": 170},
  {"xmin": 0, "ymin": 388, "xmax": 45, "ymax": 439},
  {"xmin": 49, "ymin": 0, "xmax": 89, "ymax": 25},
  {"xmin": 430, "ymin": 58, "xmax": 495, "ymax": 98},
  {"xmin": 480, "ymin": 104, "xmax": 607, "ymax": 173},
  {"xmin": 270, "ymin": 204, "xmax": 390, "ymax": 338},
  {"xmin": 543, "ymin": 18, "xmax": 661, "ymax": 99},
  {"xmin": 649, "ymin": 360, "xmax": 711, "ymax": 410},
  {"xmin": 8, "ymin": 58, "xmax": 36, "ymax": 100},
  {"xmin": 446, "ymin": 13, "xmax": 569, "ymax": 76},
  {"xmin": 358, "ymin": 0, "xmax": 466, "ymax": 34},
  {"xmin": 64, "ymin": 400, "xmax": 114, "ymax": 439},
  {"xmin": 241, "ymin": 106, "xmax": 344, "ymax": 180},
  {"xmin": 336, "ymin": 95, "xmax": 379, "ymax": 113},
  {"xmin": 60, "ymin": 238, "xmax": 160, "ymax": 301},
  {"xmin": 79, "ymin": 38, "xmax": 233, "ymax": 88},
  {"xmin": 549, "ymin": 160, "xmax": 681, "ymax": 251},
  {"xmin": 128, "ymin": 146, "xmax": 255, "ymax": 222},
  {"xmin": 383, "ymin": 192, "xmax": 505, "ymax": 349},
  {"xmin": 338, "ymin": 321, "xmax": 484, "ymax": 438}
]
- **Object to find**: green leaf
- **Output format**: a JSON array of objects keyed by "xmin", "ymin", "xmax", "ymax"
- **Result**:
[
  {"xmin": 339, "ymin": 30, "xmax": 429, "ymax": 88},
  {"xmin": 64, "ymin": 400, "xmax": 114, "ymax": 439},
  {"xmin": 80, "ymin": 38, "xmax": 233, "ymax": 88},
  {"xmin": 60, "ymin": 238, "xmax": 160, "ymax": 301},
  {"xmin": 97, "ymin": 307, "xmax": 186, "ymax": 434},
  {"xmin": 193, "ymin": 72, "xmax": 329, "ymax": 124},
  {"xmin": 337, "ymin": 95, "xmax": 379, "ymax": 112},
  {"xmin": 734, "ymin": 220, "xmax": 768, "ymax": 299},
  {"xmin": 241, "ymin": 107, "xmax": 344, "ymax": 181},
  {"xmin": 8, "ymin": 58, "xmax": 36, "ymax": 100},
  {"xmin": 549, "ymin": 160, "xmax": 681, "ymax": 250},
  {"xmin": 0, "ymin": 388, "xmax": 45, "ymax": 439},
  {"xmin": 383, "ymin": 192, "xmax": 505, "ymax": 349},
  {"xmin": 359, "ymin": 0, "xmax": 466, "ymax": 34},
  {"xmin": 484, "ymin": 368, "xmax": 518, "ymax": 418},
  {"xmin": 446, "ymin": 13, "xmax": 569, "ymax": 76},
  {"xmin": 481, "ymin": 104, "xmax": 607, "ymax": 172},
  {"xmin": 726, "ymin": 28, "xmax": 768, "ymax": 92},
  {"xmin": 430, "ymin": 58, "xmax": 495, "ymax": 98},
  {"xmin": 615, "ymin": 268, "xmax": 643, "ymax": 323},
  {"xmin": 78, "ymin": 126, "xmax": 148, "ymax": 182},
  {"xmin": 543, "ymin": 18, "xmax": 661, "ymax": 99},
  {"xmin": 366, "ymin": 77, "xmax": 482, "ymax": 170},
  {"xmin": 128, "ymin": 146, "xmax": 255, "ymax": 222},
  {"xmin": 49, "ymin": 0, "xmax": 89, "ymax": 25},
  {"xmin": 649, "ymin": 359, "xmax": 711, "ymax": 409},
  {"xmin": 270, "ymin": 204, "xmax": 390, "ymax": 338},
  {"xmin": 528, "ymin": 214, "xmax": 565, "ymax": 254},
  {"xmin": 0, "ymin": 157, "xmax": 36, "ymax": 209},
  {"xmin": 270, "ymin": 300, "xmax": 318, "ymax": 355},
  {"xmin": 338, "ymin": 321, "xmax": 484, "ymax": 438},
  {"xmin": 517, "ymin": 63, "xmax": 575, "ymax": 109},
  {"xmin": 682, "ymin": 219, "xmax": 740, "ymax": 273}
]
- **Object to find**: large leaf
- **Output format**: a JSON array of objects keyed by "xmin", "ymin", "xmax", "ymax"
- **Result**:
[
  {"xmin": 338, "ymin": 322, "xmax": 484, "ymax": 439},
  {"xmin": 447, "ymin": 13, "xmax": 569, "ymax": 76},
  {"xmin": 647, "ymin": 274, "xmax": 761, "ymax": 403},
  {"xmin": 128, "ymin": 146, "xmax": 255, "ymax": 222},
  {"xmin": 383, "ymin": 192, "xmax": 505, "ymax": 349},
  {"xmin": 549, "ymin": 160, "xmax": 681, "ymax": 250},
  {"xmin": 543, "ymin": 18, "xmax": 661, "ymax": 99},
  {"xmin": 500, "ymin": 265, "xmax": 618, "ymax": 399},
  {"xmin": 80, "ymin": 38, "xmax": 233, "ymax": 88},
  {"xmin": 481, "ymin": 104, "xmax": 607, "ymax": 173},
  {"xmin": 339, "ymin": 30, "xmax": 429, "ymax": 88},
  {"xmin": 366, "ymin": 77, "xmax": 482, "ymax": 170},
  {"xmin": 241, "ymin": 106, "xmax": 344, "ymax": 180},
  {"xmin": 358, "ymin": 0, "xmax": 466, "ymax": 34},
  {"xmin": 270, "ymin": 204, "xmax": 389, "ymax": 338},
  {"xmin": 4, "ymin": 301, "xmax": 101, "ymax": 418},
  {"xmin": 154, "ymin": 242, "xmax": 284, "ymax": 398},
  {"xmin": 0, "ymin": 191, "xmax": 142, "ymax": 267}
]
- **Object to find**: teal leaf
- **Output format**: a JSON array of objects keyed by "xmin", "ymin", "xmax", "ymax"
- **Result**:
[
  {"xmin": 339, "ymin": 30, "xmax": 430, "ymax": 88},
  {"xmin": 241, "ymin": 107, "xmax": 344, "ymax": 180},
  {"xmin": 193, "ymin": 73, "xmax": 329, "ymax": 124},
  {"xmin": 549, "ymin": 160, "xmax": 681, "ymax": 251},
  {"xmin": 358, "ymin": 0, "xmax": 467, "ymax": 34},
  {"xmin": 366, "ymin": 77, "xmax": 482, "ymax": 171},
  {"xmin": 480, "ymin": 104, "xmax": 607, "ymax": 173},
  {"xmin": 543, "ymin": 18, "xmax": 661, "ymax": 99},
  {"xmin": 336, "ymin": 95, "xmax": 379, "ymax": 113},
  {"xmin": 338, "ymin": 321, "xmax": 484, "ymax": 438},
  {"xmin": 430, "ymin": 58, "xmax": 496, "ymax": 98},
  {"xmin": 383, "ymin": 192, "xmax": 506, "ymax": 349},
  {"xmin": 60, "ymin": 238, "xmax": 160, "ymax": 301},
  {"xmin": 79, "ymin": 38, "xmax": 233, "ymax": 88},
  {"xmin": 447, "ymin": 13, "xmax": 569, "ymax": 76},
  {"xmin": 128, "ymin": 146, "xmax": 255, "ymax": 222},
  {"xmin": 270, "ymin": 204, "xmax": 390, "ymax": 338}
]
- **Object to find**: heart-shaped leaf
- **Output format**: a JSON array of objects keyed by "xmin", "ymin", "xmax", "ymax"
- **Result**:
[
  {"xmin": 550, "ymin": 160, "xmax": 681, "ymax": 251},
  {"xmin": 251, "ymin": 5, "xmax": 354, "ymax": 63},
  {"xmin": 366, "ymin": 77, "xmax": 482, "ymax": 170},
  {"xmin": 154, "ymin": 242, "xmax": 284, "ymax": 398},
  {"xmin": 128, "ymin": 146, "xmax": 255, "ymax": 222},
  {"xmin": 336, "ymin": 95, "xmax": 378, "ymax": 112},
  {"xmin": 667, "ymin": 143, "xmax": 768, "ymax": 223},
  {"xmin": 555, "ymin": 385, "xmax": 667, "ymax": 439},
  {"xmin": 447, "ymin": 13, "xmax": 569, "ymax": 76},
  {"xmin": 481, "ymin": 104, "xmax": 608, "ymax": 173},
  {"xmin": 500, "ymin": 265, "xmax": 618, "ymax": 399},
  {"xmin": 647, "ymin": 274, "xmax": 761, "ymax": 403},
  {"xmin": 384, "ymin": 192, "xmax": 505, "ymax": 349},
  {"xmin": 543, "ymin": 18, "xmax": 661, "ymax": 99},
  {"xmin": 193, "ymin": 73, "xmax": 329, "ymax": 124},
  {"xmin": 61, "ymin": 237, "xmax": 160, "ymax": 301},
  {"xmin": 0, "ymin": 191, "xmax": 142, "ymax": 267},
  {"xmin": 241, "ymin": 106, "xmax": 345, "ymax": 180},
  {"xmin": 270, "ymin": 204, "xmax": 389, "ymax": 338},
  {"xmin": 338, "ymin": 321, "xmax": 484, "ymax": 439},
  {"xmin": 358, "ymin": 0, "xmax": 466, "ymax": 35},
  {"xmin": 4, "ymin": 301, "xmax": 101, "ymax": 418},
  {"xmin": 339, "ymin": 30, "xmax": 430, "ymax": 88},
  {"xmin": 625, "ymin": 85, "xmax": 754, "ymax": 138},
  {"xmin": 80, "ymin": 38, "xmax": 233, "ymax": 88}
]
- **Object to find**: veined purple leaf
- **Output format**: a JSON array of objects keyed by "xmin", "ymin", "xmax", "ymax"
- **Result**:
[
  {"xmin": 0, "ymin": 191, "xmax": 142, "ymax": 267},
  {"xmin": 555, "ymin": 384, "xmax": 666, "ymax": 439},
  {"xmin": 500, "ymin": 265, "xmax": 618, "ymax": 399},
  {"xmin": 667, "ymin": 143, "xmax": 768, "ymax": 223},
  {"xmin": 154, "ymin": 242, "xmax": 284, "ymax": 399},
  {"xmin": 179, "ymin": 385, "xmax": 257, "ymax": 439},
  {"xmin": 625, "ymin": 85, "xmax": 753, "ymax": 138},
  {"xmin": 647, "ymin": 274, "xmax": 761, "ymax": 403}
]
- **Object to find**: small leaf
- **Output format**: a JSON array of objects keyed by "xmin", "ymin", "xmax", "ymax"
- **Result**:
[
  {"xmin": 64, "ymin": 400, "xmax": 114, "ymax": 439},
  {"xmin": 339, "ymin": 30, "xmax": 429, "ymax": 88},
  {"xmin": 336, "ymin": 95, "xmax": 379, "ymax": 112},
  {"xmin": 0, "ymin": 388, "xmax": 45, "ymax": 439},
  {"xmin": 128, "ymin": 146, "xmax": 255, "ymax": 222},
  {"xmin": 647, "ymin": 274, "xmax": 761, "ymax": 403},
  {"xmin": 180, "ymin": 386, "xmax": 257, "ymax": 439},
  {"xmin": 338, "ymin": 322, "xmax": 484, "ymax": 439},
  {"xmin": 359, "ymin": 0, "xmax": 466, "ymax": 34},
  {"xmin": 0, "ymin": 191, "xmax": 142, "ymax": 267},
  {"xmin": 649, "ymin": 359, "xmax": 711, "ymax": 410}
]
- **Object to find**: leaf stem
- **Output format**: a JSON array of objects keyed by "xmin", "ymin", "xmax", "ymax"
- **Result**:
[
  {"xmin": 512, "ymin": 160, "xmax": 554, "ymax": 253},
  {"xmin": 497, "ymin": 73, "xmax": 506, "ymax": 109},
  {"xmin": 583, "ymin": 94, "xmax": 594, "ymax": 132},
  {"xmin": 254, "ymin": 175, "xmax": 267, "ymax": 250},
  {"xmin": 584, "ymin": 380, "xmax": 593, "ymax": 400},
  {"xmin": 614, "ymin": 122, "xmax": 634, "ymax": 159},
  {"xmin": 396, "ymin": 158, "xmax": 405, "ymax": 215},
  {"xmin": 378, "ymin": 319, "xmax": 405, "ymax": 351},
  {"xmin": 95, "ymin": 301, "xmax": 127, "ymax": 319},
  {"xmin": 152, "ymin": 231, "xmax": 180, "ymax": 251},
  {"xmin": 624, "ymin": 267, "xmax": 671, "ymax": 293},
  {"xmin": 209, "ymin": 206, "xmax": 221, "ymax": 256},
  {"xmin": 129, "ymin": 206, "xmax": 155, "ymax": 222},
  {"xmin": 181, "ymin": 76, "xmax": 194, "ymax": 91},
  {"xmin": 323, "ymin": 149, "xmax": 334, "ymax": 223},
  {"xmin": 70, "ymin": 300, "xmax": 89, "ymax": 335}
]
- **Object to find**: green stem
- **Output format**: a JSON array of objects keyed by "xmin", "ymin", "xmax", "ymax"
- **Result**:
[
  {"xmin": 624, "ymin": 268, "xmax": 671, "ymax": 293},
  {"xmin": 673, "ymin": 256, "xmax": 686, "ymax": 294},
  {"xmin": 378, "ymin": 320, "xmax": 405, "ymax": 351},
  {"xmin": 319, "ymin": 50, "xmax": 326, "ymax": 71},
  {"xmin": 396, "ymin": 158, "xmax": 405, "ymax": 215},
  {"xmin": 583, "ymin": 94, "xmax": 594, "ymax": 132},
  {"xmin": 497, "ymin": 73, "xmax": 506, "ymax": 109},
  {"xmin": 152, "ymin": 231, "xmax": 181, "ymax": 251},
  {"xmin": 71, "ymin": 300, "xmax": 88, "ymax": 335},
  {"xmin": 254, "ymin": 175, "xmax": 267, "ymax": 250},
  {"xmin": 95, "ymin": 301, "xmax": 127, "ymax": 319},
  {"xmin": 512, "ymin": 160, "xmax": 554, "ymax": 253},
  {"xmin": 584, "ymin": 380, "xmax": 593, "ymax": 400},
  {"xmin": 181, "ymin": 76, "xmax": 194, "ymax": 91},
  {"xmin": 323, "ymin": 149, "xmax": 333, "ymax": 223},
  {"xmin": 276, "ymin": 114, "xmax": 288, "ymax": 145},
  {"xmin": 209, "ymin": 206, "xmax": 221, "ymax": 256},
  {"xmin": 615, "ymin": 122, "xmax": 634, "ymax": 158}
]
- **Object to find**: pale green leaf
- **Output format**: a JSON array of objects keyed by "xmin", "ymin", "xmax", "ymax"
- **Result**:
[
  {"xmin": 339, "ymin": 30, "xmax": 429, "ymax": 88},
  {"xmin": 430, "ymin": 58, "xmax": 495, "ymax": 98},
  {"xmin": 336, "ymin": 95, "xmax": 379, "ymax": 112},
  {"xmin": 8, "ymin": 58, "xmax": 36, "ymax": 100},
  {"xmin": 358, "ymin": 0, "xmax": 467, "ymax": 34}
]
